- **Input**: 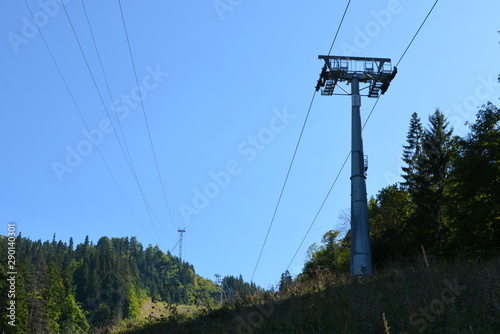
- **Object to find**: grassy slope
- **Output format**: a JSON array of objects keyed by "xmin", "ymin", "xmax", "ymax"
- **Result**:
[
  {"xmin": 110, "ymin": 301, "xmax": 199, "ymax": 333},
  {"xmin": 116, "ymin": 255, "xmax": 500, "ymax": 334}
]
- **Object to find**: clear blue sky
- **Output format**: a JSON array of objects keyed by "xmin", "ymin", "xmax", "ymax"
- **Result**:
[{"xmin": 1, "ymin": 0, "xmax": 499, "ymax": 289}]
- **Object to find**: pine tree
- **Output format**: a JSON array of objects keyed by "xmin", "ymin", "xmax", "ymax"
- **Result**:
[
  {"xmin": 27, "ymin": 246, "xmax": 49, "ymax": 333},
  {"xmin": 45, "ymin": 262, "xmax": 63, "ymax": 333},
  {"xmin": 59, "ymin": 259, "xmax": 90, "ymax": 333},
  {"xmin": 59, "ymin": 293, "xmax": 90, "ymax": 333},
  {"xmin": 13, "ymin": 269, "xmax": 30, "ymax": 333},
  {"xmin": 279, "ymin": 271, "xmax": 293, "ymax": 293},
  {"xmin": 401, "ymin": 112, "xmax": 424, "ymax": 190},
  {"xmin": 410, "ymin": 110, "xmax": 454, "ymax": 251}
]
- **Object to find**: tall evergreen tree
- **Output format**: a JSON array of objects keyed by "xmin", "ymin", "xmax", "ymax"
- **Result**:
[
  {"xmin": 27, "ymin": 246, "xmax": 49, "ymax": 333},
  {"xmin": 410, "ymin": 110, "xmax": 454, "ymax": 251},
  {"xmin": 279, "ymin": 271, "xmax": 293, "ymax": 293},
  {"xmin": 59, "ymin": 259, "xmax": 90, "ymax": 333},
  {"xmin": 59, "ymin": 293, "xmax": 90, "ymax": 333},
  {"xmin": 13, "ymin": 269, "xmax": 30, "ymax": 334},
  {"xmin": 401, "ymin": 112, "xmax": 424, "ymax": 190},
  {"xmin": 44, "ymin": 262, "xmax": 63, "ymax": 333}
]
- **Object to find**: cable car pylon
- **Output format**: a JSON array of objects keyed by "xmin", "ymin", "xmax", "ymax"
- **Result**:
[{"xmin": 315, "ymin": 55, "xmax": 397, "ymax": 277}]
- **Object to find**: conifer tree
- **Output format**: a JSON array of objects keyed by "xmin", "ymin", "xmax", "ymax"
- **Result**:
[
  {"xmin": 44, "ymin": 262, "xmax": 63, "ymax": 333},
  {"xmin": 13, "ymin": 270, "xmax": 30, "ymax": 334},
  {"xmin": 279, "ymin": 271, "xmax": 293, "ymax": 293},
  {"xmin": 59, "ymin": 293, "xmax": 90, "ymax": 333},
  {"xmin": 410, "ymin": 110, "xmax": 454, "ymax": 251},
  {"xmin": 27, "ymin": 246, "xmax": 49, "ymax": 333},
  {"xmin": 401, "ymin": 112, "xmax": 424, "ymax": 190}
]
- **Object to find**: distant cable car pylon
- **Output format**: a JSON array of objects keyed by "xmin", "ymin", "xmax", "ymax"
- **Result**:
[
  {"xmin": 214, "ymin": 274, "xmax": 223, "ymax": 303},
  {"xmin": 178, "ymin": 228, "xmax": 186, "ymax": 261}
]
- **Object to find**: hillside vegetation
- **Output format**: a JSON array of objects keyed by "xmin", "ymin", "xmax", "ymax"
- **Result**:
[{"xmin": 115, "ymin": 253, "xmax": 499, "ymax": 333}]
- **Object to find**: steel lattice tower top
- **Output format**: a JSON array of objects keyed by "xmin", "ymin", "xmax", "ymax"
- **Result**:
[{"xmin": 315, "ymin": 55, "xmax": 397, "ymax": 98}]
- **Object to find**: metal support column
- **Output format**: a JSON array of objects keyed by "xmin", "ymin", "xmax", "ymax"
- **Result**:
[
  {"xmin": 350, "ymin": 75, "xmax": 372, "ymax": 276},
  {"xmin": 178, "ymin": 229, "xmax": 185, "ymax": 261},
  {"xmin": 315, "ymin": 55, "xmax": 397, "ymax": 277}
]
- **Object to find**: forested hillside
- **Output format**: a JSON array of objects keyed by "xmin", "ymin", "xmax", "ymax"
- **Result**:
[{"xmin": 0, "ymin": 234, "xmax": 257, "ymax": 333}]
